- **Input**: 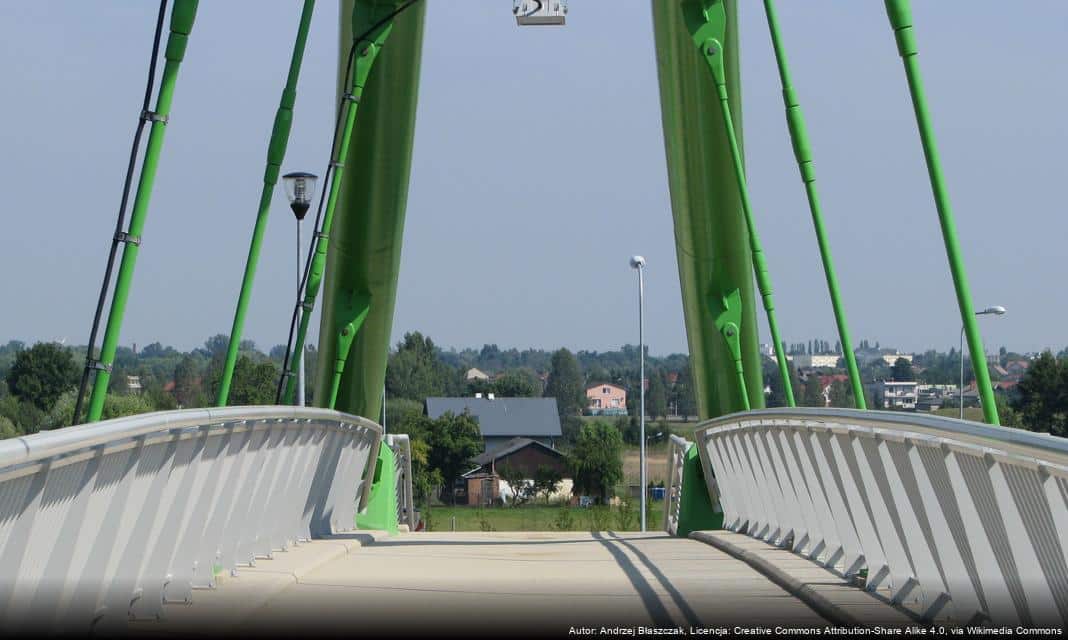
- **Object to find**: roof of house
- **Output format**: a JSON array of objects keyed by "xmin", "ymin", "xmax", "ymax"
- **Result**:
[
  {"xmin": 464, "ymin": 367, "xmax": 490, "ymax": 380},
  {"xmin": 586, "ymin": 383, "xmax": 626, "ymax": 393},
  {"xmin": 470, "ymin": 437, "xmax": 564, "ymax": 466},
  {"xmin": 425, "ymin": 397, "xmax": 562, "ymax": 438}
]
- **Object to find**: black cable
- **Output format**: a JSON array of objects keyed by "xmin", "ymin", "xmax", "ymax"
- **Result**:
[
  {"xmin": 73, "ymin": 0, "xmax": 169, "ymax": 425},
  {"xmin": 275, "ymin": 0, "xmax": 424, "ymax": 404}
]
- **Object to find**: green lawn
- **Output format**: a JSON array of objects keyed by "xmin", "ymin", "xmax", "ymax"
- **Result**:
[
  {"xmin": 933, "ymin": 407, "xmax": 986, "ymax": 422},
  {"xmin": 425, "ymin": 504, "xmax": 665, "ymax": 532}
]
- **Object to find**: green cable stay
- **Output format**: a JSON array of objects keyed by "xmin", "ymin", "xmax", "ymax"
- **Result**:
[{"xmin": 217, "ymin": 0, "xmax": 316, "ymax": 407}]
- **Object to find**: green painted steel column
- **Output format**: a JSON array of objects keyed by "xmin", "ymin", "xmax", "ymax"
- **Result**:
[
  {"xmin": 652, "ymin": 1, "xmax": 763, "ymax": 417},
  {"xmin": 355, "ymin": 444, "xmax": 399, "ymax": 534},
  {"xmin": 282, "ymin": 1, "xmax": 419, "ymax": 406},
  {"xmin": 87, "ymin": 1, "xmax": 198, "ymax": 422},
  {"xmin": 763, "ymin": 0, "xmax": 865, "ymax": 408},
  {"xmin": 315, "ymin": 1, "xmax": 425, "ymax": 419},
  {"xmin": 884, "ymin": 0, "xmax": 999, "ymax": 424},
  {"xmin": 218, "ymin": 0, "xmax": 316, "ymax": 406},
  {"xmin": 675, "ymin": 443, "xmax": 723, "ymax": 537},
  {"xmin": 679, "ymin": 0, "xmax": 796, "ymax": 408}
]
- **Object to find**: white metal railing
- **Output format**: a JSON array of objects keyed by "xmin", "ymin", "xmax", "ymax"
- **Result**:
[
  {"xmin": 695, "ymin": 408, "xmax": 1068, "ymax": 625},
  {"xmin": 663, "ymin": 434, "xmax": 692, "ymax": 536},
  {"xmin": 0, "ymin": 406, "xmax": 381, "ymax": 633},
  {"xmin": 387, "ymin": 433, "xmax": 416, "ymax": 530}
]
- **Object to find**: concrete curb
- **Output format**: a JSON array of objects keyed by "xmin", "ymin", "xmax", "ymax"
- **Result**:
[
  {"xmin": 289, "ymin": 531, "xmax": 386, "ymax": 581},
  {"xmin": 689, "ymin": 531, "xmax": 866, "ymax": 628}
]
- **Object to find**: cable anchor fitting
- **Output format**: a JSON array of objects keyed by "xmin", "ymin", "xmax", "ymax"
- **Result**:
[
  {"xmin": 114, "ymin": 232, "xmax": 142, "ymax": 246},
  {"xmin": 87, "ymin": 360, "xmax": 113, "ymax": 373},
  {"xmin": 140, "ymin": 110, "xmax": 169, "ymax": 124}
]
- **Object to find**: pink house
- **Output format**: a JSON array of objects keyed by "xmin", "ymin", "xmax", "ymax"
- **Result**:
[{"xmin": 586, "ymin": 383, "xmax": 627, "ymax": 416}]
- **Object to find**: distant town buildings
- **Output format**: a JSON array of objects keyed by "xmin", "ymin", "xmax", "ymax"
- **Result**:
[
  {"xmin": 586, "ymin": 383, "xmax": 627, "ymax": 416},
  {"xmin": 792, "ymin": 354, "xmax": 840, "ymax": 369}
]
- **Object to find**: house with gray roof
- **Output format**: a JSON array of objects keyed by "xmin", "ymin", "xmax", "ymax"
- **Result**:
[{"xmin": 424, "ymin": 397, "xmax": 562, "ymax": 454}]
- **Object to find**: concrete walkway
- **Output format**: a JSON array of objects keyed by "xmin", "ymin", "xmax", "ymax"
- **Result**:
[{"xmin": 149, "ymin": 531, "xmax": 897, "ymax": 636}]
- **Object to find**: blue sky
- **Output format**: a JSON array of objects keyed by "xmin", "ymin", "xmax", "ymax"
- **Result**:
[{"xmin": 0, "ymin": 1, "xmax": 1065, "ymax": 356}]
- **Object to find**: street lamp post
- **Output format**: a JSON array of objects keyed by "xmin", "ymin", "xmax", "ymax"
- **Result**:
[
  {"xmin": 283, "ymin": 172, "xmax": 318, "ymax": 407},
  {"xmin": 960, "ymin": 305, "xmax": 1006, "ymax": 420},
  {"xmin": 630, "ymin": 255, "xmax": 647, "ymax": 532}
]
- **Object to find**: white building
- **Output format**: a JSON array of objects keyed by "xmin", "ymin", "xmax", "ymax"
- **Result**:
[
  {"xmin": 880, "ymin": 353, "xmax": 914, "ymax": 367},
  {"xmin": 872, "ymin": 381, "xmax": 918, "ymax": 410},
  {"xmin": 791, "ymin": 354, "xmax": 841, "ymax": 369}
]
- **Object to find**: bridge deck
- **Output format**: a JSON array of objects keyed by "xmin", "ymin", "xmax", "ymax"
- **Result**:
[{"xmin": 147, "ymin": 531, "xmax": 908, "ymax": 636}]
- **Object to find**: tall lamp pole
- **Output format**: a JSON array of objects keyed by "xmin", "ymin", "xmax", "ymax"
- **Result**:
[
  {"xmin": 630, "ymin": 255, "xmax": 647, "ymax": 532},
  {"xmin": 960, "ymin": 305, "xmax": 1005, "ymax": 420},
  {"xmin": 283, "ymin": 172, "xmax": 318, "ymax": 407}
]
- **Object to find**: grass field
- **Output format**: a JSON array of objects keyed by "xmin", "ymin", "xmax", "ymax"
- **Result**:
[
  {"xmin": 932, "ymin": 407, "xmax": 986, "ymax": 422},
  {"xmin": 425, "ymin": 504, "xmax": 665, "ymax": 532}
]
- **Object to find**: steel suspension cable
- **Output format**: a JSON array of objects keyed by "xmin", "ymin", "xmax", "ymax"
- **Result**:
[
  {"xmin": 84, "ymin": 0, "xmax": 200, "ymax": 423},
  {"xmin": 73, "ymin": 0, "xmax": 169, "ymax": 425},
  {"xmin": 216, "ymin": 0, "xmax": 316, "ymax": 406},
  {"xmin": 883, "ymin": 0, "xmax": 999, "ymax": 424},
  {"xmin": 762, "ymin": 0, "xmax": 866, "ymax": 408}
]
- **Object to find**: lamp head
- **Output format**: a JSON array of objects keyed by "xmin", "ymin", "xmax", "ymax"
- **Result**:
[
  {"xmin": 980, "ymin": 305, "xmax": 1007, "ymax": 316},
  {"xmin": 282, "ymin": 171, "xmax": 318, "ymax": 221},
  {"xmin": 629, "ymin": 255, "xmax": 646, "ymax": 269}
]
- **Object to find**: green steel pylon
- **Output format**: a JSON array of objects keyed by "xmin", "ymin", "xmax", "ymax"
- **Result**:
[
  {"xmin": 86, "ymin": 0, "xmax": 199, "ymax": 422},
  {"xmin": 327, "ymin": 291, "xmax": 371, "ymax": 409},
  {"xmin": 762, "ymin": 0, "xmax": 865, "ymax": 409},
  {"xmin": 884, "ymin": 0, "xmax": 999, "ymax": 424},
  {"xmin": 217, "ymin": 0, "xmax": 316, "ymax": 407},
  {"xmin": 279, "ymin": 2, "xmax": 402, "ymax": 405},
  {"xmin": 681, "ymin": 0, "xmax": 795, "ymax": 407}
]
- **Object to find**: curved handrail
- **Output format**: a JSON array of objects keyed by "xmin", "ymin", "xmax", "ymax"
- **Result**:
[
  {"xmin": 0, "ymin": 405, "xmax": 380, "ymax": 470},
  {"xmin": 663, "ymin": 434, "xmax": 692, "ymax": 536},
  {"xmin": 695, "ymin": 407, "xmax": 1068, "ymax": 459},
  {"xmin": 693, "ymin": 408, "xmax": 1068, "ymax": 625},
  {"xmin": 0, "ymin": 406, "xmax": 382, "ymax": 633},
  {"xmin": 387, "ymin": 433, "xmax": 417, "ymax": 530}
]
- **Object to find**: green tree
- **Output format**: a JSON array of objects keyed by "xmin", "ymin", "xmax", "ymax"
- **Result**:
[
  {"xmin": 491, "ymin": 369, "xmax": 540, "ymax": 398},
  {"xmin": 891, "ymin": 357, "xmax": 915, "ymax": 382},
  {"xmin": 544, "ymin": 348, "xmax": 585, "ymax": 419},
  {"xmin": 802, "ymin": 375, "xmax": 825, "ymax": 408},
  {"xmin": 6, "ymin": 342, "xmax": 78, "ymax": 410},
  {"xmin": 828, "ymin": 379, "xmax": 853, "ymax": 408},
  {"xmin": 765, "ymin": 361, "xmax": 799, "ymax": 408},
  {"xmin": 1011, "ymin": 351, "xmax": 1066, "ymax": 436},
  {"xmin": 647, "ymin": 371, "xmax": 667, "ymax": 419},
  {"xmin": 425, "ymin": 411, "xmax": 483, "ymax": 505},
  {"xmin": 382, "ymin": 400, "xmax": 442, "ymax": 508},
  {"xmin": 173, "ymin": 355, "xmax": 201, "ymax": 407},
  {"xmin": 43, "ymin": 390, "xmax": 157, "ymax": 429},
  {"xmin": 533, "ymin": 465, "xmax": 563, "ymax": 504},
  {"xmin": 569, "ymin": 421, "xmax": 623, "ymax": 504},
  {"xmin": 0, "ymin": 416, "xmax": 18, "ymax": 440},
  {"xmin": 498, "ymin": 463, "xmax": 534, "ymax": 506},
  {"xmin": 673, "ymin": 367, "xmax": 697, "ymax": 420},
  {"xmin": 0, "ymin": 395, "xmax": 43, "ymax": 435},
  {"xmin": 203, "ymin": 334, "xmax": 230, "ymax": 358},
  {"xmin": 227, "ymin": 356, "xmax": 279, "ymax": 406},
  {"xmin": 385, "ymin": 332, "xmax": 461, "ymax": 402}
]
